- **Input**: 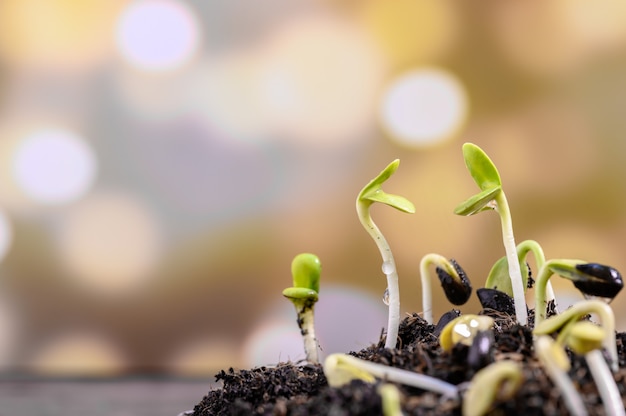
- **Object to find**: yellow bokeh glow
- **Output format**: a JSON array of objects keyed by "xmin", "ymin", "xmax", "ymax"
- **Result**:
[
  {"xmin": 57, "ymin": 191, "xmax": 163, "ymax": 296},
  {"xmin": 0, "ymin": 0, "xmax": 126, "ymax": 70}
]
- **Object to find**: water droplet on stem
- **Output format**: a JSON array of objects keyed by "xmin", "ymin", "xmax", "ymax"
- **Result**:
[
  {"xmin": 382, "ymin": 287, "xmax": 390, "ymax": 305},
  {"xmin": 381, "ymin": 261, "xmax": 395, "ymax": 275}
]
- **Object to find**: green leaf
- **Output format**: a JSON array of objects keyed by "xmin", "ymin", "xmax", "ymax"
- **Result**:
[
  {"xmin": 462, "ymin": 143, "xmax": 502, "ymax": 191},
  {"xmin": 290, "ymin": 253, "xmax": 321, "ymax": 293},
  {"xmin": 358, "ymin": 159, "xmax": 416, "ymax": 214},
  {"xmin": 485, "ymin": 255, "xmax": 530, "ymax": 296},
  {"xmin": 282, "ymin": 287, "xmax": 319, "ymax": 301},
  {"xmin": 453, "ymin": 186, "xmax": 501, "ymax": 216}
]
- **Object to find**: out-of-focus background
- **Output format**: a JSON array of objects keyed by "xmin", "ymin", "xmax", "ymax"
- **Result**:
[{"xmin": 1, "ymin": 0, "xmax": 626, "ymax": 378}]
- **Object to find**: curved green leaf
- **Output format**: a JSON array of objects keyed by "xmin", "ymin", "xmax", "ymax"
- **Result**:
[
  {"xmin": 485, "ymin": 255, "xmax": 530, "ymax": 296},
  {"xmin": 358, "ymin": 159, "xmax": 415, "ymax": 214},
  {"xmin": 462, "ymin": 143, "xmax": 502, "ymax": 191},
  {"xmin": 454, "ymin": 186, "xmax": 501, "ymax": 216}
]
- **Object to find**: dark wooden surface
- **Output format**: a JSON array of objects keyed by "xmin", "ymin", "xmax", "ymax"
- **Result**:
[{"xmin": 0, "ymin": 377, "xmax": 215, "ymax": 416}]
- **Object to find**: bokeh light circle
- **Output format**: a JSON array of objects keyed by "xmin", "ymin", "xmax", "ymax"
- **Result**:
[
  {"xmin": 380, "ymin": 68, "xmax": 468, "ymax": 147},
  {"xmin": 243, "ymin": 320, "xmax": 305, "ymax": 367},
  {"xmin": 12, "ymin": 129, "xmax": 97, "ymax": 205},
  {"xmin": 28, "ymin": 332, "xmax": 126, "ymax": 376},
  {"xmin": 116, "ymin": 0, "xmax": 200, "ymax": 72},
  {"xmin": 57, "ymin": 191, "xmax": 163, "ymax": 296}
]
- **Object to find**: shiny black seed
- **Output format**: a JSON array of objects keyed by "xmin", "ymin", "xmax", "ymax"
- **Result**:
[
  {"xmin": 468, "ymin": 330, "xmax": 495, "ymax": 371},
  {"xmin": 433, "ymin": 309, "xmax": 461, "ymax": 337},
  {"xmin": 436, "ymin": 259, "xmax": 472, "ymax": 305},
  {"xmin": 477, "ymin": 288, "xmax": 516, "ymax": 316},
  {"xmin": 573, "ymin": 263, "xmax": 623, "ymax": 299}
]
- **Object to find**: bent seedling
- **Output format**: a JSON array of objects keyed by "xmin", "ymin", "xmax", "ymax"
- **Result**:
[
  {"xmin": 357, "ymin": 159, "xmax": 415, "ymax": 349},
  {"xmin": 420, "ymin": 254, "xmax": 472, "ymax": 324},
  {"xmin": 323, "ymin": 353, "xmax": 459, "ymax": 398},
  {"xmin": 282, "ymin": 253, "xmax": 322, "ymax": 363},
  {"xmin": 462, "ymin": 360, "xmax": 523, "ymax": 416},
  {"xmin": 534, "ymin": 259, "xmax": 623, "ymax": 326},
  {"xmin": 454, "ymin": 143, "xmax": 527, "ymax": 325}
]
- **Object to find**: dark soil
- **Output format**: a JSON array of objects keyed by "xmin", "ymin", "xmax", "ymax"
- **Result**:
[{"xmin": 191, "ymin": 308, "xmax": 626, "ymax": 415}]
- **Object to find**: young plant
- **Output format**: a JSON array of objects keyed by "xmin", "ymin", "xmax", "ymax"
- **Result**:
[
  {"xmin": 420, "ymin": 254, "xmax": 472, "ymax": 324},
  {"xmin": 323, "ymin": 353, "xmax": 459, "ymax": 398},
  {"xmin": 454, "ymin": 143, "xmax": 527, "ymax": 325},
  {"xmin": 282, "ymin": 253, "xmax": 322, "ymax": 363},
  {"xmin": 535, "ymin": 302, "xmax": 623, "ymax": 415},
  {"xmin": 534, "ymin": 335, "xmax": 588, "ymax": 416},
  {"xmin": 439, "ymin": 314, "xmax": 494, "ymax": 353},
  {"xmin": 357, "ymin": 159, "xmax": 415, "ymax": 349},
  {"xmin": 378, "ymin": 383, "xmax": 404, "ymax": 416},
  {"xmin": 533, "ymin": 259, "xmax": 623, "ymax": 326},
  {"xmin": 462, "ymin": 361, "xmax": 523, "ymax": 416},
  {"xmin": 534, "ymin": 299, "xmax": 618, "ymax": 372}
]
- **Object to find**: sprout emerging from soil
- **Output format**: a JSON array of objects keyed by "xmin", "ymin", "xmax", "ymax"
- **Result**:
[
  {"xmin": 282, "ymin": 253, "xmax": 322, "ymax": 363},
  {"xmin": 378, "ymin": 384, "xmax": 404, "ymax": 416},
  {"xmin": 534, "ymin": 259, "xmax": 624, "ymax": 326},
  {"xmin": 462, "ymin": 361, "xmax": 523, "ymax": 416},
  {"xmin": 357, "ymin": 159, "xmax": 415, "ymax": 349},
  {"xmin": 454, "ymin": 143, "xmax": 527, "ymax": 325},
  {"xmin": 534, "ymin": 335, "xmax": 588, "ymax": 416},
  {"xmin": 420, "ymin": 254, "xmax": 472, "ymax": 324},
  {"xmin": 323, "ymin": 353, "xmax": 459, "ymax": 398},
  {"xmin": 439, "ymin": 314, "xmax": 494, "ymax": 353}
]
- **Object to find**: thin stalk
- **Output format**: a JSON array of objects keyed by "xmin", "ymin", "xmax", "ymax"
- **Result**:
[
  {"xmin": 356, "ymin": 202, "xmax": 400, "ymax": 349},
  {"xmin": 420, "ymin": 254, "xmax": 446, "ymax": 325},
  {"xmin": 495, "ymin": 192, "xmax": 527, "ymax": 325},
  {"xmin": 295, "ymin": 301, "xmax": 319, "ymax": 363},
  {"xmin": 517, "ymin": 240, "xmax": 556, "ymax": 306},
  {"xmin": 586, "ymin": 350, "xmax": 625, "ymax": 416}
]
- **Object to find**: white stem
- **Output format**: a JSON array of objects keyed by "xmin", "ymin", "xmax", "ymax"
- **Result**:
[
  {"xmin": 586, "ymin": 350, "xmax": 625, "ymax": 416},
  {"xmin": 535, "ymin": 336, "xmax": 588, "ymax": 416},
  {"xmin": 495, "ymin": 192, "xmax": 528, "ymax": 325},
  {"xmin": 357, "ymin": 203, "xmax": 400, "ymax": 349},
  {"xmin": 298, "ymin": 306, "xmax": 319, "ymax": 363},
  {"xmin": 420, "ymin": 254, "xmax": 447, "ymax": 325}
]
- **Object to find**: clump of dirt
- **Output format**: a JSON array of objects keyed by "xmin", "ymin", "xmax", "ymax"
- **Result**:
[{"xmin": 192, "ymin": 309, "xmax": 626, "ymax": 415}]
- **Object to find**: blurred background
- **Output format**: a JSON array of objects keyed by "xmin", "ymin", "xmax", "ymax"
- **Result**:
[{"xmin": 1, "ymin": 0, "xmax": 626, "ymax": 378}]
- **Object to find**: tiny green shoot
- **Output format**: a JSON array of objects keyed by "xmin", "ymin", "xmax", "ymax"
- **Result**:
[
  {"xmin": 357, "ymin": 159, "xmax": 415, "ymax": 349},
  {"xmin": 323, "ymin": 353, "xmax": 459, "ymax": 398},
  {"xmin": 439, "ymin": 314, "xmax": 494, "ymax": 353},
  {"xmin": 462, "ymin": 361, "xmax": 523, "ymax": 416},
  {"xmin": 420, "ymin": 254, "xmax": 472, "ymax": 324},
  {"xmin": 534, "ymin": 259, "xmax": 623, "ymax": 327},
  {"xmin": 534, "ymin": 335, "xmax": 588, "ymax": 416},
  {"xmin": 282, "ymin": 253, "xmax": 322, "ymax": 363},
  {"xmin": 378, "ymin": 384, "xmax": 404, "ymax": 416},
  {"xmin": 454, "ymin": 143, "xmax": 527, "ymax": 325}
]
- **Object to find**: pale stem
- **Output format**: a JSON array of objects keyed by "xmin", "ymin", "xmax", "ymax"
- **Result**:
[
  {"xmin": 339, "ymin": 354, "xmax": 459, "ymax": 398},
  {"xmin": 495, "ymin": 192, "xmax": 528, "ymax": 325},
  {"xmin": 518, "ymin": 240, "xmax": 556, "ymax": 309},
  {"xmin": 420, "ymin": 254, "xmax": 447, "ymax": 325},
  {"xmin": 296, "ymin": 304, "xmax": 319, "ymax": 363},
  {"xmin": 357, "ymin": 203, "xmax": 400, "ymax": 349},
  {"xmin": 535, "ymin": 336, "xmax": 588, "ymax": 416},
  {"xmin": 586, "ymin": 350, "xmax": 625, "ymax": 416}
]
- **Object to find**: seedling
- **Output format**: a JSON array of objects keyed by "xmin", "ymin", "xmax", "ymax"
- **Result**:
[
  {"xmin": 535, "ymin": 302, "xmax": 623, "ymax": 415},
  {"xmin": 462, "ymin": 361, "xmax": 523, "ymax": 416},
  {"xmin": 378, "ymin": 384, "xmax": 404, "ymax": 416},
  {"xmin": 439, "ymin": 314, "xmax": 494, "ymax": 353},
  {"xmin": 534, "ymin": 335, "xmax": 588, "ymax": 416},
  {"xmin": 534, "ymin": 259, "xmax": 623, "ymax": 326},
  {"xmin": 323, "ymin": 353, "xmax": 459, "ymax": 397},
  {"xmin": 420, "ymin": 254, "xmax": 472, "ymax": 324},
  {"xmin": 454, "ymin": 143, "xmax": 527, "ymax": 325},
  {"xmin": 357, "ymin": 159, "xmax": 415, "ymax": 349},
  {"xmin": 282, "ymin": 253, "xmax": 322, "ymax": 363},
  {"xmin": 534, "ymin": 299, "xmax": 618, "ymax": 372}
]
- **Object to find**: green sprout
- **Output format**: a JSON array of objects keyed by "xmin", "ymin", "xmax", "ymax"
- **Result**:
[
  {"xmin": 420, "ymin": 254, "xmax": 472, "ymax": 325},
  {"xmin": 439, "ymin": 314, "xmax": 494, "ymax": 353},
  {"xmin": 323, "ymin": 353, "xmax": 459, "ymax": 398},
  {"xmin": 535, "ymin": 301, "xmax": 623, "ymax": 415},
  {"xmin": 357, "ymin": 159, "xmax": 415, "ymax": 349},
  {"xmin": 534, "ymin": 259, "xmax": 623, "ymax": 326},
  {"xmin": 282, "ymin": 253, "xmax": 321, "ymax": 363},
  {"xmin": 462, "ymin": 361, "xmax": 523, "ymax": 416},
  {"xmin": 534, "ymin": 335, "xmax": 587, "ymax": 416},
  {"xmin": 378, "ymin": 384, "xmax": 404, "ymax": 416},
  {"xmin": 454, "ymin": 143, "xmax": 527, "ymax": 325}
]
